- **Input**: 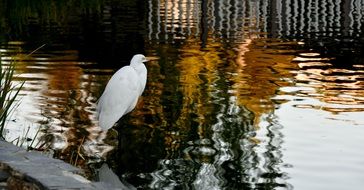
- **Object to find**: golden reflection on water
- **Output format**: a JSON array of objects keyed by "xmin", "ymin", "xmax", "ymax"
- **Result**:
[
  {"xmin": 176, "ymin": 38, "xmax": 222, "ymax": 135},
  {"xmin": 232, "ymin": 38, "xmax": 298, "ymax": 127}
]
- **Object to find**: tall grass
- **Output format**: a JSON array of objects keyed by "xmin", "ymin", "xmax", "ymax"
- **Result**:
[{"xmin": 0, "ymin": 54, "xmax": 24, "ymax": 139}]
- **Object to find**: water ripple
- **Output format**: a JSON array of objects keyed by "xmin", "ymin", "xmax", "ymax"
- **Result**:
[{"xmin": 279, "ymin": 51, "xmax": 364, "ymax": 113}]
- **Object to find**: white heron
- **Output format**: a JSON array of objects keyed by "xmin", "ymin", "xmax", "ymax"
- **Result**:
[{"xmin": 96, "ymin": 54, "xmax": 148, "ymax": 130}]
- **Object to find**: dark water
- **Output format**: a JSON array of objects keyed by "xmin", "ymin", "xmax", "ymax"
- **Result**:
[{"xmin": 1, "ymin": 0, "xmax": 364, "ymax": 189}]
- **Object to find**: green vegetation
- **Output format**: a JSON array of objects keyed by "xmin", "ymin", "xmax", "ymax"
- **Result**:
[{"xmin": 0, "ymin": 54, "xmax": 24, "ymax": 139}]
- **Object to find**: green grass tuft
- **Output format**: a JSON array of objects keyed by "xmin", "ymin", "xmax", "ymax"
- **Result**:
[{"xmin": 0, "ymin": 53, "xmax": 25, "ymax": 139}]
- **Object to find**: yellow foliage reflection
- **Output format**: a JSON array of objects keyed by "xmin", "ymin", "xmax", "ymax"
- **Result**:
[
  {"xmin": 176, "ymin": 40, "xmax": 222, "ymax": 135},
  {"xmin": 231, "ymin": 39, "xmax": 298, "ymax": 126}
]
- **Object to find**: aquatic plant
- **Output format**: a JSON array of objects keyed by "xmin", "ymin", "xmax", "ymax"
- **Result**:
[{"xmin": 0, "ymin": 54, "xmax": 24, "ymax": 139}]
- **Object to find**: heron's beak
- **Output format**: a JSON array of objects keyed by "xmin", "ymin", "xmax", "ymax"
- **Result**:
[{"xmin": 145, "ymin": 56, "xmax": 159, "ymax": 62}]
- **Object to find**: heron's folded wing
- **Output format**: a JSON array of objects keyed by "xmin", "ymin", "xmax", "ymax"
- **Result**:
[{"xmin": 97, "ymin": 66, "xmax": 140, "ymax": 130}]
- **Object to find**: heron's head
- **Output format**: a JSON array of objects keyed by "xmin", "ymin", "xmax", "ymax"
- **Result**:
[{"xmin": 130, "ymin": 54, "xmax": 148, "ymax": 66}]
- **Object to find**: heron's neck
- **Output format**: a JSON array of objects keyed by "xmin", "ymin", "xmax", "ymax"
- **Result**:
[
  {"xmin": 131, "ymin": 64, "xmax": 147, "ymax": 95},
  {"xmin": 130, "ymin": 63, "xmax": 143, "ymax": 74},
  {"xmin": 130, "ymin": 60, "xmax": 138, "ymax": 69}
]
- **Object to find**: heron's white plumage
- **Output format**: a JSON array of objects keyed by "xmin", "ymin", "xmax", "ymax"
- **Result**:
[{"xmin": 97, "ymin": 54, "xmax": 147, "ymax": 130}]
